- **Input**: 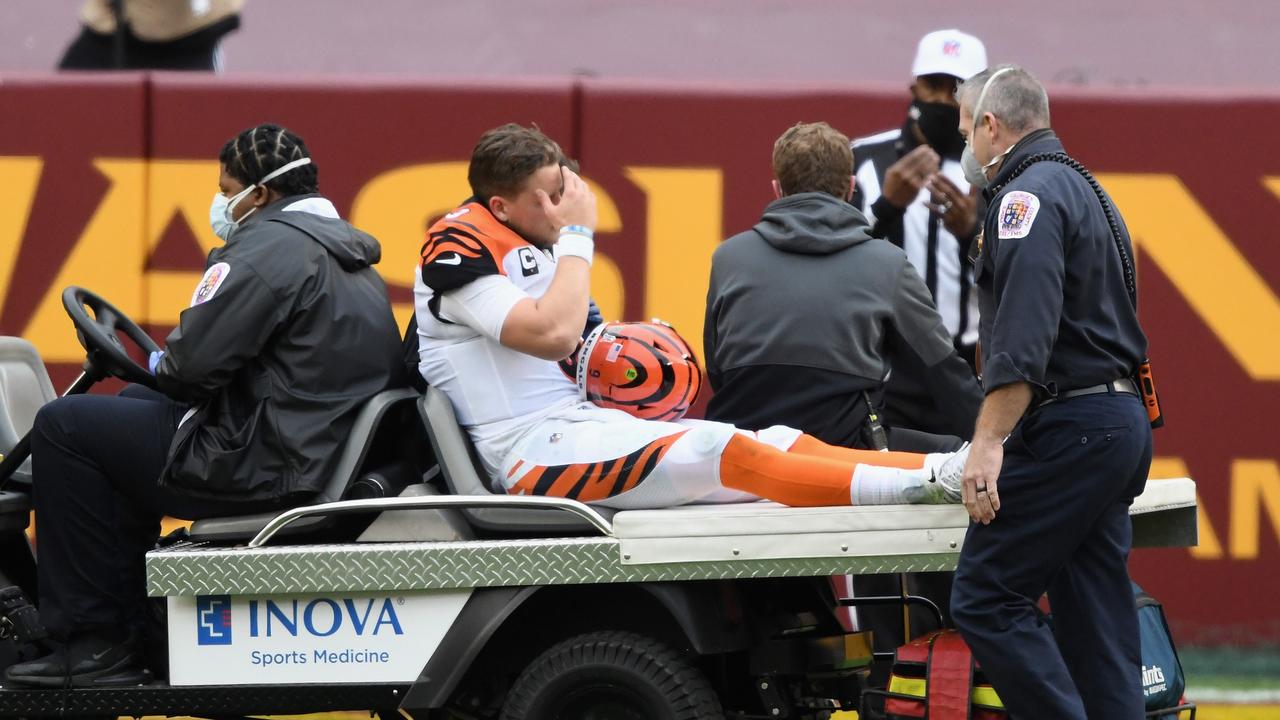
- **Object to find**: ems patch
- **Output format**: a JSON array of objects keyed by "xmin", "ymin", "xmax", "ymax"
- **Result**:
[
  {"xmin": 191, "ymin": 262, "xmax": 231, "ymax": 306},
  {"xmin": 998, "ymin": 191, "xmax": 1040, "ymax": 239}
]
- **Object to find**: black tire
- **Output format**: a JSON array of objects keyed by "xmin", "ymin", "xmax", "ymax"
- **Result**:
[{"xmin": 500, "ymin": 631, "xmax": 724, "ymax": 720}]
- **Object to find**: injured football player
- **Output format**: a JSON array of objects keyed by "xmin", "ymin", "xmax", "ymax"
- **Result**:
[{"xmin": 412, "ymin": 123, "xmax": 968, "ymax": 509}]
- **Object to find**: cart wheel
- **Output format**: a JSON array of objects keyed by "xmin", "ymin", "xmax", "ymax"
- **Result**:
[{"xmin": 500, "ymin": 630, "xmax": 723, "ymax": 720}]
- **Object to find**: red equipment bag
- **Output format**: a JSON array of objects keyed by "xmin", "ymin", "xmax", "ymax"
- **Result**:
[{"xmin": 880, "ymin": 629, "xmax": 1007, "ymax": 720}]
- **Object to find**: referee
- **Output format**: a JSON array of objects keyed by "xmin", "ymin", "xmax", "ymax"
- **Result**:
[
  {"xmin": 849, "ymin": 29, "xmax": 988, "ymax": 437},
  {"xmin": 949, "ymin": 65, "xmax": 1153, "ymax": 719}
]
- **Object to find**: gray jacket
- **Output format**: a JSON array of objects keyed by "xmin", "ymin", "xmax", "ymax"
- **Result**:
[
  {"xmin": 704, "ymin": 192, "xmax": 981, "ymax": 443},
  {"xmin": 156, "ymin": 196, "xmax": 404, "ymax": 501}
]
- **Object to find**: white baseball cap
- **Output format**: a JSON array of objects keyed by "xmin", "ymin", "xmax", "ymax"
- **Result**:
[{"xmin": 911, "ymin": 29, "xmax": 987, "ymax": 80}]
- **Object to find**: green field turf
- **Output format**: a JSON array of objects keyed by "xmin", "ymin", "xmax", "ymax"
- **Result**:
[
  {"xmin": 1186, "ymin": 645, "xmax": 1280, "ymax": 704},
  {"xmin": 134, "ymin": 647, "xmax": 1280, "ymax": 720}
]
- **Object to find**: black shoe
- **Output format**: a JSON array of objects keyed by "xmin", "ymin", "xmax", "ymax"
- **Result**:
[{"xmin": 4, "ymin": 631, "xmax": 151, "ymax": 688}]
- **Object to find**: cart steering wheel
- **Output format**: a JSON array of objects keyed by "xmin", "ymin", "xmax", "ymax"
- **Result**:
[{"xmin": 61, "ymin": 286, "xmax": 161, "ymax": 388}]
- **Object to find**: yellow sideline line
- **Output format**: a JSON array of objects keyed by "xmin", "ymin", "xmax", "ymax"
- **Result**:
[{"xmin": 1198, "ymin": 708, "xmax": 1280, "ymax": 720}]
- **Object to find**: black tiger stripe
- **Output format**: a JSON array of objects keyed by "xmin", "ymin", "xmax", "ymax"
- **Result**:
[
  {"xmin": 427, "ymin": 225, "xmax": 486, "ymax": 248},
  {"xmin": 564, "ymin": 462, "xmax": 600, "ymax": 500},
  {"xmin": 420, "ymin": 228, "xmax": 502, "ymax": 293},
  {"xmin": 630, "ymin": 440, "xmax": 669, "ymax": 490},
  {"xmin": 614, "ymin": 357, "xmax": 649, "ymax": 389},
  {"xmin": 642, "ymin": 340, "xmax": 680, "ymax": 403},
  {"xmin": 424, "ymin": 233, "xmax": 488, "ymax": 259},
  {"xmin": 610, "ymin": 444, "xmax": 651, "ymax": 497},
  {"xmin": 451, "ymin": 219, "xmax": 492, "ymax": 237},
  {"xmin": 612, "ymin": 340, "xmax": 678, "ymax": 405},
  {"xmin": 593, "ymin": 456, "xmax": 621, "ymax": 491},
  {"xmin": 532, "ymin": 463, "xmax": 573, "ymax": 496},
  {"xmin": 426, "ymin": 292, "xmax": 452, "ymax": 325}
]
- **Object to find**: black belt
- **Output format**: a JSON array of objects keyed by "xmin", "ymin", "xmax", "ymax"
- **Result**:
[{"xmin": 1038, "ymin": 378, "xmax": 1138, "ymax": 407}]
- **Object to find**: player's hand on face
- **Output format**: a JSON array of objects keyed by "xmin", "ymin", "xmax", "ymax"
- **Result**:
[
  {"xmin": 536, "ymin": 167, "xmax": 598, "ymax": 232},
  {"xmin": 961, "ymin": 438, "xmax": 1003, "ymax": 525},
  {"xmin": 882, "ymin": 145, "xmax": 941, "ymax": 208},
  {"xmin": 926, "ymin": 174, "xmax": 980, "ymax": 238}
]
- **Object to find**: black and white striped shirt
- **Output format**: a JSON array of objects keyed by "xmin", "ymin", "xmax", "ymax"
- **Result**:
[{"xmin": 850, "ymin": 127, "xmax": 981, "ymax": 350}]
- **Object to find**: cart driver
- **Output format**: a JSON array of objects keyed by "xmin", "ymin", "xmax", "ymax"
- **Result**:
[
  {"xmin": 414, "ymin": 124, "xmax": 972, "ymax": 511},
  {"xmin": 6, "ymin": 124, "xmax": 405, "ymax": 687}
]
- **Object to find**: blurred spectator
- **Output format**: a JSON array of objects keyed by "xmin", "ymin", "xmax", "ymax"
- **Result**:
[{"xmin": 58, "ymin": 0, "xmax": 244, "ymax": 71}]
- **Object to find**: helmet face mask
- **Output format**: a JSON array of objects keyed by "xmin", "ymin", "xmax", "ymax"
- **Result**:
[{"xmin": 576, "ymin": 320, "xmax": 703, "ymax": 421}]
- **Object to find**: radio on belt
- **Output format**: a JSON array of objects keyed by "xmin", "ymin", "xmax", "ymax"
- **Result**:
[{"xmin": 1137, "ymin": 358, "xmax": 1164, "ymax": 429}]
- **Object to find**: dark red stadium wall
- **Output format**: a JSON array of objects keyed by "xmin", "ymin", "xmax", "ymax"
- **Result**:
[
  {"xmin": 0, "ymin": 74, "xmax": 148, "ymax": 390},
  {"xmin": 145, "ymin": 74, "xmax": 578, "ymax": 365},
  {"xmin": 574, "ymin": 80, "xmax": 909, "ymax": 370},
  {"xmin": 3, "ymin": 74, "xmax": 576, "ymax": 387},
  {"xmin": 1, "ymin": 74, "xmax": 1278, "ymax": 644}
]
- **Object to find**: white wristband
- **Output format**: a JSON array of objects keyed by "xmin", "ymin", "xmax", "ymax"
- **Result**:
[{"xmin": 554, "ymin": 232, "xmax": 594, "ymax": 265}]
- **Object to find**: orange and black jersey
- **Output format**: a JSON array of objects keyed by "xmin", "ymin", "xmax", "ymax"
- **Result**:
[
  {"xmin": 420, "ymin": 199, "xmax": 535, "ymax": 293},
  {"xmin": 412, "ymin": 198, "xmax": 603, "ymax": 484},
  {"xmin": 412, "ymin": 199, "xmax": 578, "ymax": 477}
]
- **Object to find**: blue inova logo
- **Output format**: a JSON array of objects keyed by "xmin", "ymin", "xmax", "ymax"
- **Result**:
[{"xmin": 197, "ymin": 595, "xmax": 233, "ymax": 646}]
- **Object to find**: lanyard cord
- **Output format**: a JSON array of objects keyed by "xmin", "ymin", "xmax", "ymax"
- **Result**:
[{"xmin": 991, "ymin": 152, "xmax": 1137, "ymax": 308}]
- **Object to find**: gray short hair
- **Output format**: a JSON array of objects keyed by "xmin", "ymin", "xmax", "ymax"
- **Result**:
[{"xmin": 957, "ymin": 64, "xmax": 1051, "ymax": 134}]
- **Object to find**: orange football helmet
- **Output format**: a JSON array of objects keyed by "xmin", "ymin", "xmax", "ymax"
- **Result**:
[{"xmin": 577, "ymin": 320, "xmax": 703, "ymax": 421}]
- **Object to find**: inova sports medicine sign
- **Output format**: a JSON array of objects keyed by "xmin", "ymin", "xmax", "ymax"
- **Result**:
[{"xmin": 167, "ymin": 590, "xmax": 470, "ymax": 685}]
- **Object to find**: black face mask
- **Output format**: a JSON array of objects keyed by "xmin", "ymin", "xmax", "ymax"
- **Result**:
[{"xmin": 909, "ymin": 100, "xmax": 963, "ymax": 156}]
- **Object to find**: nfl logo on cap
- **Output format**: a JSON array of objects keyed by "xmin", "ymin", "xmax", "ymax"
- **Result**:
[{"xmin": 912, "ymin": 29, "xmax": 988, "ymax": 81}]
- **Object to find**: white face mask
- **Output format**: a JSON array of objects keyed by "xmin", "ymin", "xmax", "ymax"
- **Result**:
[
  {"xmin": 961, "ymin": 136, "xmax": 1013, "ymax": 190},
  {"xmin": 961, "ymin": 67, "xmax": 1014, "ymax": 189},
  {"xmin": 960, "ymin": 143, "xmax": 989, "ymax": 189},
  {"xmin": 208, "ymin": 157, "xmax": 313, "ymax": 240}
]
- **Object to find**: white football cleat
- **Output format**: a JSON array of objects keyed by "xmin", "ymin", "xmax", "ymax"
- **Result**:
[{"xmin": 920, "ymin": 442, "xmax": 970, "ymax": 504}]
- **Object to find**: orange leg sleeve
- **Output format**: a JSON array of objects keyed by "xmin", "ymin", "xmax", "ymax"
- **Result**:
[
  {"xmin": 718, "ymin": 434, "xmax": 862, "ymax": 506},
  {"xmin": 787, "ymin": 433, "xmax": 925, "ymax": 469}
]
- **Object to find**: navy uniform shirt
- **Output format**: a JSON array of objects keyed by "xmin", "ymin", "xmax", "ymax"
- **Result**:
[{"xmin": 975, "ymin": 129, "xmax": 1147, "ymax": 397}]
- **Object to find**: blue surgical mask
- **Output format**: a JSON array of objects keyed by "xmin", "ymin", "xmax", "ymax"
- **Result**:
[
  {"xmin": 207, "ymin": 157, "xmax": 313, "ymax": 241},
  {"xmin": 209, "ymin": 188, "xmax": 246, "ymax": 241},
  {"xmin": 209, "ymin": 192, "xmax": 232, "ymax": 240}
]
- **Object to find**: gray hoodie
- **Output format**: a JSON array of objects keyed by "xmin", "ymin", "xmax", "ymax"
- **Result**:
[{"xmin": 704, "ymin": 192, "xmax": 982, "ymax": 444}]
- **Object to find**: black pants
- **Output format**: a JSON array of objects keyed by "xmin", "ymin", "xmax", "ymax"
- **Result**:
[
  {"xmin": 57, "ymin": 20, "xmax": 235, "ymax": 71},
  {"xmin": 849, "ymin": 428, "xmax": 963, "ymax": 654},
  {"xmin": 951, "ymin": 393, "xmax": 1152, "ymax": 719},
  {"xmin": 30, "ymin": 385, "xmax": 284, "ymax": 640}
]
